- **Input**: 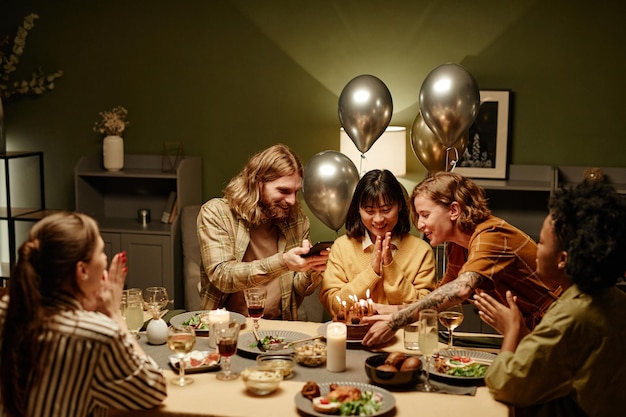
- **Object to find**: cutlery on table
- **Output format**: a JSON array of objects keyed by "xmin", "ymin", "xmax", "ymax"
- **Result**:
[
  {"xmin": 267, "ymin": 335, "xmax": 324, "ymax": 351},
  {"xmin": 252, "ymin": 326, "xmax": 267, "ymax": 352}
]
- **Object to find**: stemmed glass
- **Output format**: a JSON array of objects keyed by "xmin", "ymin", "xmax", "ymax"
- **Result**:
[
  {"xmin": 122, "ymin": 288, "xmax": 144, "ymax": 339},
  {"xmin": 214, "ymin": 320, "xmax": 240, "ymax": 381},
  {"xmin": 438, "ymin": 303, "xmax": 464, "ymax": 351},
  {"xmin": 417, "ymin": 309, "xmax": 439, "ymax": 392},
  {"xmin": 167, "ymin": 325, "xmax": 197, "ymax": 386},
  {"xmin": 244, "ymin": 287, "xmax": 267, "ymax": 331},
  {"xmin": 143, "ymin": 286, "xmax": 169, "ymax": 319}
]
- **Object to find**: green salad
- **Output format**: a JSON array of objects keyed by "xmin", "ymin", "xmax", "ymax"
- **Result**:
[
  {"xmin": 248, "ymin": 335, "xmax": 285, "ymax": 350},
  {"xmin": 182, "ymin": 314, "xmax": 209, "ymax": 330},
  {"xmin": 338, "ymin": 391, "xmax": 383, "ymax": 416},
  {"xmin": 447, "ymin": 362, "xmax": 488, "ymax": 377}
]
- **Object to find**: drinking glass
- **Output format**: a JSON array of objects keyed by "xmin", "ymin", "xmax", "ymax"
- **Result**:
[
  {"xmin": 122, "ymin": 288, "xmax": 144, "ymax": 339},
  {"xmin": 143, "ymin": 286, "xmax": 169, "ymax": 319},
  {"xmin": 214, "ymin": 320, "xmax": 240, "ymax": 381},
  {"xmin": 417, "ymin": 309, "xmax": 439, "ymax": 392},
  {"xmin": 438, "ymin": 303, "xmax": 464, "ymax": 351},
  {"xmin": 244, "ymin": 287, "xmax": 267, "ymax": 331},
  {"xmin": 167, "ymin": 325, "xmax": 197, "ymax": 386}
]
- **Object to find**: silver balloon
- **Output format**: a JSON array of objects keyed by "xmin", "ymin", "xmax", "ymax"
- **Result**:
[
  {"xmin": 338, "ymin": 74, "xmax": 393, "ymax": 154},
  {"xmin": 419, "ymin": 63, "xmax": 480, "ymax": 147},
  {"xmin": 303, "ymin": 150, "xmax": 360, "ymax": 231},
  {"xmin": 410, "ymin": 111, "xmax": 468, "ymax": 173}
]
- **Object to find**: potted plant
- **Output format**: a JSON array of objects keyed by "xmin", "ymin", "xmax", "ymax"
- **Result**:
[{"xmin": 93, "ymin": 106, "xmax": 129, "ymax": 171}]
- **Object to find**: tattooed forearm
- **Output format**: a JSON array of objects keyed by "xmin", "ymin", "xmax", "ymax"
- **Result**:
[{"xmin": 388, "ymin": 271, "xmax": 483, "ymax": 331}]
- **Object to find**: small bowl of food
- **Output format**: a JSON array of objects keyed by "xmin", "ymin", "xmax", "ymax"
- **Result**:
[
  {"xmin": 293, "ymin": 340, "xmax": 327, "ymax": 367},
  {"xmin": 241, "ymin": 366, "xmax": 283, "ymax": 395},
  {"xmin": 256, "ymin": 353, "xmax": 296, "ymax": 378},
  {"xmin": 364, "ymin": 352, "xmax": 422, "ymax": 387}
]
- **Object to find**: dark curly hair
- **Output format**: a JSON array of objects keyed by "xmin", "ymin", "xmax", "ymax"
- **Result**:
[{"xmin": 549, "ymin": 181, "xmax": 626, "ymax": 295}]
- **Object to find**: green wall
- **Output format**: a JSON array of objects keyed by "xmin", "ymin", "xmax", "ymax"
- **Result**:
[{"xmin": 2, "ymin": 0, "xmax": 625, "ymax": 242}]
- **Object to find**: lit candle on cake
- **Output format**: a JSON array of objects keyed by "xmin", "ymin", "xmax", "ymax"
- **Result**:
[
  {"xmin": 326, "ymin": 322, "xmax": 347, "ymax": 372},
  {"xmin": 207, "ymin": 308, "xmax": 230, "ymax": 349}
]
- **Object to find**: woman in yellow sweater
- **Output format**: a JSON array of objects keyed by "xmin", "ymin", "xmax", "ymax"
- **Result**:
[{"xmin": 320, "ymin": 169, "xmax": 436, "ymax": 316}]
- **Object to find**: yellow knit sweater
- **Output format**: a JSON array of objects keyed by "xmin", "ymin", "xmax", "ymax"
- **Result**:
[{"xmin": 319, "ymin": 234, "xmax": 436, "ymax": 316}]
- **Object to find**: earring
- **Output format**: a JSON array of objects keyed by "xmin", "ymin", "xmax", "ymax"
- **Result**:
[{"xmin": 557, "ymin": 262, "xmax": 565, "ymax": 269}]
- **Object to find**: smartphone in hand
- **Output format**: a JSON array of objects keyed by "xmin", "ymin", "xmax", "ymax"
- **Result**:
[{"xmin": 301, "ymin": 241, "xmax": 333, "ymax": 258}]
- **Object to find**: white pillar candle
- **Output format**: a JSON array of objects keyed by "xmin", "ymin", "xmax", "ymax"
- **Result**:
[
  {"xmin": 207, "ymin": 309, "xmax": 230, "ymax": 349},
  {"xmin": 326, "ymin": 322, "xmax": 347, "ymax": 372}
]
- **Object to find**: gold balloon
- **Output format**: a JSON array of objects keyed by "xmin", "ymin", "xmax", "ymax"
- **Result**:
[{"xmin": 410, "ymin": 112, "xmax": 468, "ymax": 173}]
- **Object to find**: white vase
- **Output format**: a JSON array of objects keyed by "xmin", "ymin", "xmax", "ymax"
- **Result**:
[{"xmin": 103, "ymin": 135, "xmax": 124, "ymax": 171}]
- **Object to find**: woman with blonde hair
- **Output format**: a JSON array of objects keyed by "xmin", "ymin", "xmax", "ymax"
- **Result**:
[{"xmin": 363, "ymin": 172, "xmax": 569, "ymax": 346}]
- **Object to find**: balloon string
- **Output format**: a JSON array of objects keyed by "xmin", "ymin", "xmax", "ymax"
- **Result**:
[
  {"xmin": 359, "ymin": 153, "xmax": 367, "ymax": 177},
  {"xmin": 445, "ymin": 147, "xmax": 460, "ymax": 172}
]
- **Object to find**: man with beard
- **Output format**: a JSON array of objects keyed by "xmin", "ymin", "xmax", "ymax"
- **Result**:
[{"xmin": 197, "ymin": 144, "xmax": 329, "ymax": 319}]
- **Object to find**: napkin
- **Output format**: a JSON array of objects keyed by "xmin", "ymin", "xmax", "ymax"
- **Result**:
[
  {"xmin": 438, "ymin": 331, "xmax": 503, "ymax": 349},
  {"xmin": 427, "ymin": 378, "xmax": 479, "ymax": 396}
]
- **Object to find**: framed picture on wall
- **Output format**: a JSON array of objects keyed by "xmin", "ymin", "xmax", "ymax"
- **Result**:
[{"xmin": 454, "ymin": 90, "xmax": 511, "ymax": 179}]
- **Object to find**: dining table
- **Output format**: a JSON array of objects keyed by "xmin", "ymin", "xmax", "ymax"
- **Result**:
[{"xmin": 110, "ymin": 315, "xmax": 510, "ymax": 417}]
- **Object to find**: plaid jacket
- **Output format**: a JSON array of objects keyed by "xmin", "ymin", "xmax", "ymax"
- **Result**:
[{"xmin": 197, "ymin": 198, "xmax": 322, "ymax": 320}]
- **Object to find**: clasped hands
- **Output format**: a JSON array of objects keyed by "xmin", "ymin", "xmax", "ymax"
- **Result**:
[{"xmin": 371, "ymin": 232, "xmax": 393, "ymax": 275}]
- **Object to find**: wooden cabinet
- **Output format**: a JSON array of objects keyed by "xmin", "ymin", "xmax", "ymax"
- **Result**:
[{"xmin": 75, "ymin": 154, "xmax": 202, "ymax": 307}]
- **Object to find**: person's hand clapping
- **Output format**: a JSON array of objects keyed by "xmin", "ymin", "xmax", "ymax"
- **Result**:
[
  {"xmin": 472, "ymin": 290, "xmax": 529, "ymax": 344},
  {"xmin": 371, "ymin": 232, "xmax": 393, "ymax": 275},
  {"xmin": 96, "ymin": 252, "xmax": 128, "ymax": 320}
]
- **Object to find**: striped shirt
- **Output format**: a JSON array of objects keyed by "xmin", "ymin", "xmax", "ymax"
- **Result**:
[
  {"xmin": 197, "ymin": 198, "xmax": 323, "ymax": 320},
  {"xmin": 0, "ymin": 294, "xmax": 167, "ymax": 417}
]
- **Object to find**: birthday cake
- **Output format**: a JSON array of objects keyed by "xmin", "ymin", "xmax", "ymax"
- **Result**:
[{"xmin": 333, "ymin": 311, "xmax": 374, "ymax": 341}]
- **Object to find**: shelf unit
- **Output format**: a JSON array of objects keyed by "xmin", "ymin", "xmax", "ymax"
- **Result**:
[
  {"xmin": 1, "ymin": 151, "xmax": 46, "ymax": 282},
  {"xmin": 75, "ymin": 154, "xmax": 202, "ymax": 308}
]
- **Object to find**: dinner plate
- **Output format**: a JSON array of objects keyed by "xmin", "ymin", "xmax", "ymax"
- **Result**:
[
  {"xmin": 168, "ymin": 351, "xmax": 221, "ymax": 373},
  {"xmin": 169, "ymin": 310, "xmax": 246, "ymax": 335},
  {"xmin": 294, "ymin": 381, "xmax": 395, "ymax": 417},
  {"xmin": 237, "ymin": 330, "xmax": 311, "ymax": 357},
  {"xmin": 316, "ymin": 322, "xmax": 364, "ymax": 344},
  {"xmin": 429, "ymin": 349, "xmax": 496, "ymax": 382}
]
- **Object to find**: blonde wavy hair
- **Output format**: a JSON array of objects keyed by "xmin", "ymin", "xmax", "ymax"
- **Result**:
[
  {"xmin": 224, "ymin": 144, "xmax": 303, "ymax": 225},
  {"xmin": 410, "ymin": 171, "xmax": 491, "ymax": 235}
]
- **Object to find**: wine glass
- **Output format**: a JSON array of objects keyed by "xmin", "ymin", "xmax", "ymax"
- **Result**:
[
  {"xmin": 122, "ymin": 288, "xmax": 144, "ymax": 339},
  {"xmin": 439, "ymin": 303, "xmax": 464, "ymax": 351},
  {"xmin": 417, "ymin": 309, "xmax": 439, "ymax": 392},
  {"xmin": 244, "ymin": 287, "xmax": 267, "ymax": 331},
  {"xmin": 167, "ymin": 324, "xmax": 197, "ymax": 386},
  {"xmin": 214, "ymin": 320, "xmax": 240, "ymax": 381},
  {"xmin": 143, "ymin": 286, "xmax": 169, "ymax": 319}
]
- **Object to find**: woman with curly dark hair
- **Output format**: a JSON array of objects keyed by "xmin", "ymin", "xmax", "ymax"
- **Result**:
[
  {"xmin": 474, "ymin": 181, "xmax": 626, "ymax": 417},
  {"xmin": 363, "ymin": 172, "xmax": 568, "ymax": 347}
]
